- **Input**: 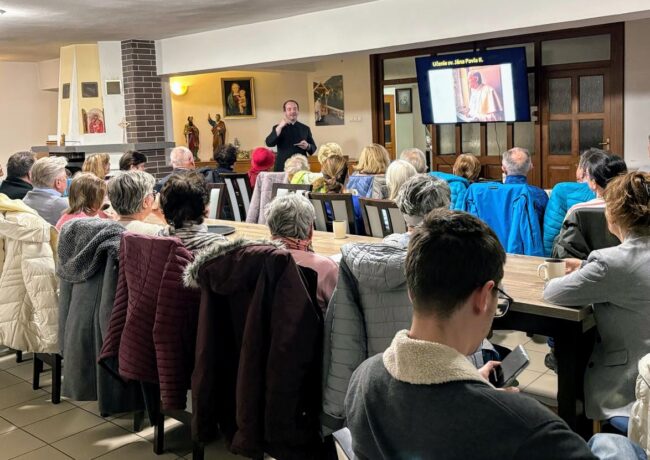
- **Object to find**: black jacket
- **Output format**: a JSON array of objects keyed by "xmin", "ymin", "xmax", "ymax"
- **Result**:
[
  {"xmin": 0, "ymin": 177, "xmax": 33, "ymax": 200},
  {"xmin": 265, "ymin": 121, "xmax": 316, "ymax": 171}
]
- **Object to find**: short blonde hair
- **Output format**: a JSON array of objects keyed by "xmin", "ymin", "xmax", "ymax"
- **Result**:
[
  {"xmin": 284, "ymin": 154, "xmax": 309, "ymax": 179},
  {"xmin": 453, "ymin": 154, "xmax": 482, "ymax": 182},
  {"xmin": 316, "ymin": 142, "xmax": 343, "ymax": 164},
  {"xmin": 386, "ymin": 160, "xmax": 418, "ymax": 200},
  {"xmin": 82, "ymin": 153, "xmax": 110, "ymax": 179},
  {"xmin": 31, "ymin": 156, "xmax": 68, "ymax": 188},
  {"xmin": 65, "ymin": 173, "xmax": 107, "ymax": 215},
  {"xmin": 355, "ymin": 143, "xmax": 391, "ymax": 174}
]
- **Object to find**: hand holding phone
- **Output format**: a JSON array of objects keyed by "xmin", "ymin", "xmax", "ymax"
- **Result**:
[{"xmin": 488, "ymin": 345, "xmax": 530, "ymax": 388}]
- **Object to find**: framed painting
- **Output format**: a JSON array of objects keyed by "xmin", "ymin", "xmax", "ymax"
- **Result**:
[
  {"xmin": 313, "ymin": 75, "xmax": 344, "ymax": 126},
  {"xmin": 221, "ymin": 78, "xmax": 256, "ymax": 119},
  {"xmin": 396, "ymin": 88, "xmax": 412, "ymax": 114},
  {"xmin": 81, "ymin": 82, "xmax": 99, "ymax": 98}
]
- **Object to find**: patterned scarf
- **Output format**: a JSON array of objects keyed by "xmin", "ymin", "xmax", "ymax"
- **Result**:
[{"xmin": 272, "ymin": 235, "xmax": 313, "ymax": 252}]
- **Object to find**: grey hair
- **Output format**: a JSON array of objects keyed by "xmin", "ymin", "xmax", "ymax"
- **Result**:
[
  {"xmin": 502, "ymin": 147, "xmax": 531, "ymax": 176},
  {"xmin": 396, "ymin": 175, "xmax": 451, "ymax": 225},
  {"xmin": 30, "ymin": 156, "xmax": 68, "ymax": 188},
  {"xmin": 107, "ymin": 170, "xmax": 155, "ymax": 216},
  {"xmin": 386, "ymin": 159, "xmax": 418, "ymax": 200},
  {"xmin": 399, "ymin": 148, "xmax": 427, "ymax": 173},
  {"xmin": 265, "ymin": 193, "xmax": 315, "ymax": 240},
  {"xmin": 6, "ymin": 151, "xmax": 35, "ymax": 178},
  {"xmin": 284, "ymin": 154, "xmax": 309, "ymax": 177},
  {"xmin": 170, "ymin": 146, "xmax": 193, "ymax": 167}
]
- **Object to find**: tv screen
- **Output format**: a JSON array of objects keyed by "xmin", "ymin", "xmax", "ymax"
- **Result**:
[{"xmin": 416, "ymin": 48, "xmax": 530, "ymax": 124}]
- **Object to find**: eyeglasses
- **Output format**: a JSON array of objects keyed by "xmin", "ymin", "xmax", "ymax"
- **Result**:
[{"xmin": 495, "ymin": 287, "xmax": 513, "ymax": 318}]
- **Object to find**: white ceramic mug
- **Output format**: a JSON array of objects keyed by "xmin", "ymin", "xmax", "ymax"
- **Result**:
[
  {"xmin": 333, "ymin": 220, "xmax": 347, "ymax": 239},
  {"xmin": 537, "ymin": 258, "xmax": 566, "ymax": 281}
]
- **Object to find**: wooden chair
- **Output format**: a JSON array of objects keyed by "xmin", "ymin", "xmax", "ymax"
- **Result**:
[
  {"xmin": 33, "ymin": 353, "xmax": 62, "ymax": 404},
  {"xmin": 206, "ymin": 183, "xmax": 225, "ymax": 219},
  {"xmin": 359, "ymin": 198, "xmax": 407, "ymax": 237},
  {"xmin": 271, "ymin": 182, "xmax": 312, "ymax": 199},
  {"xmin": 308, "ymin": 192, "xmax": 360, "ymax": 235},
  {"xmin": 220, "ymin": 173, "xmax": 252, "ymax": 222}
]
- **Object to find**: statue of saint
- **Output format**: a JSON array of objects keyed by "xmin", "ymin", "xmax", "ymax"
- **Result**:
[
  {"xmin": 184, "ymin": 116, "xmax": 200, "ymax": 160},
  {"xmin": 208, "ymin": 113, "xmax": 227, "ymax": 152}
]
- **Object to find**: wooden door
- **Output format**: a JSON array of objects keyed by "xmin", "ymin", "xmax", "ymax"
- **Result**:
[
  {"xmin": 383, "ymin": 95, "xmax": 396, "ymax": 158},
  {"xmin": 541, "ymin": 67, "xmax": 615, "ymax": 188}
]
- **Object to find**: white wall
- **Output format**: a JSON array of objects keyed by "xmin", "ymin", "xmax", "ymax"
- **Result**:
[
  {"xmin": 624, "ymin": 18, "xmax": 650, "ymax": 169},
  {"xmin": 93, "ymin": 41, "xmax": 126, "ymax": 145},
  {"xmin": 37, "ymin": 59, "xmax": 60, "ymax": 91},
  {"xmin": 0, "ymin": 62, "xmax": 58, "ymax": 173},
  {"xmin": 157, "ymin": 0, "xmax": 650, "ymax": 75}
]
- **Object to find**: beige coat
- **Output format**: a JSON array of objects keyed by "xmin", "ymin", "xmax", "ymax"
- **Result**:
[
  {"xmin": 629, "ymin": 354, "xmax": 650, "ymax": 454},
  {"xmin": 0, "ymin": 193, "xmax": 58, "ymax": 352}
]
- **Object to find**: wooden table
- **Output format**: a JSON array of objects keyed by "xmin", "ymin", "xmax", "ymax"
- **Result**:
[
  {"xmin": 498, "ymin": 254, "xmax": 595, "ymax": 439},
  {"xmin": 206, "ymin": 220, "xmax": 596, "ymax": 437}
]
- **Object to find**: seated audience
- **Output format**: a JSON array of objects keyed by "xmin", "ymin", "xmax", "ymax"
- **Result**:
[
  {"xmin": 543, "ymin": 148, "xmax": 604, "ymax": 256},
  {"xmin": 107, "ymin": 170, "xmax": 163, "ymax": 235},
  {"xmin": 155, "ymin": 146, "xmax": 195, "ymax": 192},
  {"xmin": 204, "ymin": 144, "xmax": 237, "ymax": 183},
  {"xmin": 158, "ymin": 171, "xmax": 226, "ymax": 251},
  {"xmin": 23, "ymin": 156, "xmax": 69, "ymax": 226},
  {"xmin": 454, "ymin": 153, "xmax": 482, "ymax": 182},
  {"xmin": 265, "ymin": 193, "xmax": 338, "ymax": 312},
  {"xmin": 431, "ymin": 153, "xmax": 480, "ymax": 209},
  {"xmin": 386, "ymin": 159, "xmax": 417, "ymax": 201},
  {"xmin": 119, "ymin": 150, "xmax": 147, "ymax": 171},
  {"xmin": 248, "ymin": 147, "xmax": 275, "ymax": 189},
  {"xmin": 545, "ymin": 171, "xmax": 650, "ymax": 432},
  {"xmin": 285, "ymin": 154, "xmax": 319, "ymax": 184},
  {"xmin": 0, "ymin": 151, "xmax": 34, "ymax": 199},
  {"xmin": 316, "ymin": 142, "xmax": 343, "ymax": 165},
  {"xmin": 82, "ymin": 153, "xmax": 111, "ymax": 179},
  {"xmin": 552, "ymin": 154, "xmax": 628, "ymax": 259},
  {"xmin": 55, "ymin": 173, "xmax": 108, "ymax": 231},
  {"xmin": 348, "ymin": 143, "xmax": 390, "ymax": 199},
  {"xmin": 384, "ymin": 174, "xmax": 451, "ymax": 248},
  {"xmin": 346, "ymin": 208, "xmax": 643, "ymax": 459},
  {"xmin": 399, "ymin": 147, "xmax": 427, "ymax": 173},
  {"xmin": 502, "ymin": 147, "xmax": 548, "ymax": 225}
]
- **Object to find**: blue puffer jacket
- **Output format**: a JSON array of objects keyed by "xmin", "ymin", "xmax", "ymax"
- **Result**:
[
  {"xmin": 461, "ymin": 182, "xmax": 544, "ymax": 256},
  {"xmin": 430, "ymin": 171, "xmax": 469, "ymax": 210},
  {"xmin": 542, "ymin": 182, "xmax": 595, "ymax": 256}
]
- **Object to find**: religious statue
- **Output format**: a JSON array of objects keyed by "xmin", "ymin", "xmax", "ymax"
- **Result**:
[
  {"xmin": 184, "ymin": 116, "xmax": 200, "ymax": 160},
  {"xmin": 208, "ymin": 113, "xmax": 227, "ymax": 152}
]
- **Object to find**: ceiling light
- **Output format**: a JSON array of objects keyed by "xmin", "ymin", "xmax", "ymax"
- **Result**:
[{"xmin": 170, "ymin": 81, "xmax": 188, "ymax": 96}]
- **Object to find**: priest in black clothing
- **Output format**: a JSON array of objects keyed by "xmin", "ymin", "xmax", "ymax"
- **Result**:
[{"xmin": 265, "ymin": 99, "xmax": 317, "ymax": 171}]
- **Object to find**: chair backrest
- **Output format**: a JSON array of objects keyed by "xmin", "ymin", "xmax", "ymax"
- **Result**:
[
  {"xmin": 271, "ymin": 183, "xmax": 312, "ymax": 200},
  {"xmin": 308, "ymin": 192, "xmax": 359, "ymax": 235},
  {"xmin": 206, "ymin": 183, "xmax": 225, "ymax": 219},
  {"xmin": 220, "ymin": 173, "xmax": 252, "ymax": 222},
  {"xmin": 358, "ymin": 198, "xmax": 406, "ymax": 237},
  {"xmin": 572, "ymin": 207, "xmax": 620, "ymax": 252}
]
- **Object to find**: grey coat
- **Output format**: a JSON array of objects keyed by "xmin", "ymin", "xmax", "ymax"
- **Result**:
[
  {"xmin": 23, "ymin": 188, "xmax": 68, "ymax": 226},
  {"xmin": 57, "ymin": 219, "xmax": 142, "ymax": 415},
  {"xmin": 544, "ymin": 234, "xmax": 650, "ymax": 420},
  {"xmin": 321, "ymin": 242, "xmax": 493, "ymax": 433}
]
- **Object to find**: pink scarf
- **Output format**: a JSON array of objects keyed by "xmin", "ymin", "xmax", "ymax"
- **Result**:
[{"xmin": 273, "ymin": 235, "xmax": 313, "ymax": 252}]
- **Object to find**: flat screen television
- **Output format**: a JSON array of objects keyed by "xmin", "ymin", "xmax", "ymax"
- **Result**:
[{"xmin": 415, "ymin": 48, "xmax": 530, "ymax": 124}]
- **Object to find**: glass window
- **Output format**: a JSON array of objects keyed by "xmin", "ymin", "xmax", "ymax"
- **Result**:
[
  {"xmin": 487, "ymin": 123, "xmax": 507, "ymax": 156},
  {"xmin": 514, "ymin": 122, "xmax": 535, "ymax": 156},
  {"xmin": 462, "ymin": 124, "xmax": 480, "ymax": 155},
  {"xmin": 549, "ymin": 78, "xmax": 572, "ymax": 114},
  {"xmin": 579, "ymin": 75, "xmax": 604, "ymax": 113},
  {"xmin": 579, "ymin": 120, "xmax": 604, "ymax": 152},
  {"xmin": 437, "ymin": 124, "xmax": 456, "ymax": 154},
  {"xmin": 549, "ymin": 120, "xmax": 572, "ymax": 155},
  {"xmin": 487, "ymin": 43, "xmax": 535, "ymax": 66},
  {"xmin": 542, "ymin": 34, "xmax": 610, "ymax": 66}
]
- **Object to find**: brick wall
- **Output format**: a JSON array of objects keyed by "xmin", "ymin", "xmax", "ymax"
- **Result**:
[{"xmin": 121, "ymin": 40, "xmax": 170, "ymax": 178}]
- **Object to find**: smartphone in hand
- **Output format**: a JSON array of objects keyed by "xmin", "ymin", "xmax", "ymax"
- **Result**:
[{"xmin": 489, "ymin": 345, "xmax": 530, "ymax": 388}]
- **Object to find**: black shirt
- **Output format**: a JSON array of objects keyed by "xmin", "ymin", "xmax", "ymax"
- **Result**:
[
  {"xmin": 265, "ymin": 121, "xmax": 316, "ymax": 171},
  {"xmin": 0, "ymin": 176, "xmax": 33, "ymax": 200}
]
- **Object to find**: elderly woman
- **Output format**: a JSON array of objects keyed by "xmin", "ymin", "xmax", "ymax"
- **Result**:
[
  {"xmin": 265, "ymin": 193, "xmax": 338, "ymax": 312},
  {"xmin": 23, "ymin": 156, "xmax": 69, "ymax": 226},
  {"xmin": 206, "ymin": 143, "xmax": 237, "ymax": 183},
  {"xmin": 544, "ymin": 171, "xmax": 650, "ymax": 433},
  {"xmin": 316, "ymin": 142, "xmax": 343, "ymax": 165},
  {"xmin": 107, "ymin": 170, "xmax": 163, "ymax": 235},
  {"xmin": 285, "ymin": 154, "xmax": 320, "ymax": 185},
  {"xmin": 453, "ymin": 153, "xmax": 482, "ymax": 182},
  {"xmin": 83, "ymin": 153, "xmax": 111, "ymax": 179},
  {"xmin": 386, "ymin": 159, "xmax": 418, "ymax": 201},
  {"xmin": 399, "ymin": 147, "xmax": 427, "ymax": 173},
  {"xmin": 158, "ymin": 171, "xmax": 225, "ymax": 251},
  {"xmin": 119, "ymin": 151, "xmax": 147, "ymax": 171},
  {"xmin": 348, "ymin": 144, "xmax": 391, "ymax": 199},
  {"xmin": 56, "ymin": 173, "xmax": 109, "ymax": 231},
  {"xmin": 383, "ymin": 174, "xmax": 451, "ymax": 248}
]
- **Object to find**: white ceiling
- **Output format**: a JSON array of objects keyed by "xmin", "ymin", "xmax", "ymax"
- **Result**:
[{"xmin": 0, "ymin": 0, "xmax": 375, "ymax": 62}]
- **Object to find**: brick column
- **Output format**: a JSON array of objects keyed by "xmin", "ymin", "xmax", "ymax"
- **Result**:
[{"xmin": 121, "ymin": 39, "xmax": 170, "ymax": 178}]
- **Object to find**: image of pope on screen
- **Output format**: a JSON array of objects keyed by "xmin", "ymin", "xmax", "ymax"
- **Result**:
[{"xmin": 428, "ymin": 64, "xmax": 516, "ymax": 123}]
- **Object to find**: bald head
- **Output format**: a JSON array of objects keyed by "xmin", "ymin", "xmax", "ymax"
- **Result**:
[
  {"xmin": 170, "ymin": 146, "xmax": 195, "ymax": 170},
  {"xmin": 502, "ymin": 147, "xmax": 532, "ymax": 176}
]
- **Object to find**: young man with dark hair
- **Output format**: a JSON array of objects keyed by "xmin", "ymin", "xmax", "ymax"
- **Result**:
[
  {"xmin": 265, "ymin": 99, "xmax": 317, "ymax": 171},
  {"xmin": 345, "ymin": 209, "xmax": 642, "ymax": 459},
  {"xmin": 0, "ymin": 151, "xmax": 35, "ymax": 199}
]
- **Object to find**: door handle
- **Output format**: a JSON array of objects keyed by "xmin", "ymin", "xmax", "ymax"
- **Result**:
[{"xmin": 598, "ymin": 138, "xmax": 610, "ymax": 148}]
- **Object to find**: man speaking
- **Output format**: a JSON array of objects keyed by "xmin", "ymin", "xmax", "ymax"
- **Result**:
[{"xmin": 265, "ymin": 100, "xmax": 317, "ymax": 171}]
